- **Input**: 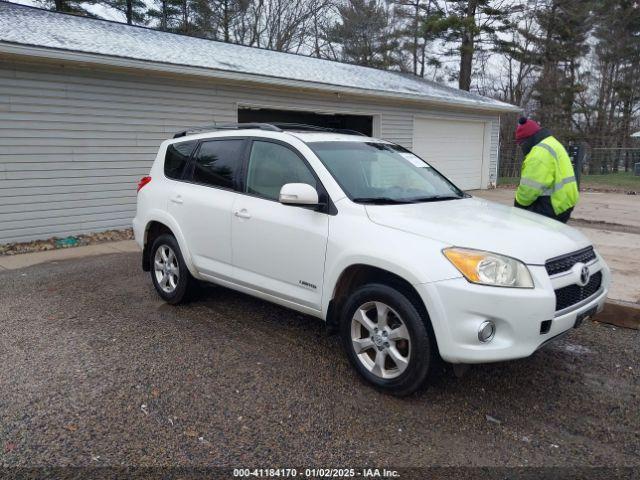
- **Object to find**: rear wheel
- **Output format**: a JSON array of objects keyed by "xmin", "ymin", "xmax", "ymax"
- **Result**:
[
  {"xmin": 340, "ymin": 283, "xmax": 433, "ymax": 396},
  {"xmin": 149, "ymin": 234, "xmax": 195, "ymax": 304}
]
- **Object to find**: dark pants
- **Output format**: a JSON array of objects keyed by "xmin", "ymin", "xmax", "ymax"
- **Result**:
[{"xmin": 515, "ymin": 196, "xmax": 573, "ymax": 224}]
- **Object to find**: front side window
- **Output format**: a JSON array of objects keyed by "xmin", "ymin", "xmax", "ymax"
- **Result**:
[
  {"xmin": 246, "ymin": 141, "xmax": 317, "ymax": 201},
  {"xmin": 164, "ymin": 140, "xmax": 197, "ymax": 180},
  {"xmin": 308, "ymin": 141, "xmax": 464, "ymax": 204},
  {"xmin": 192, "ymin": 139, "xmax": 244, "ymax": 189}
]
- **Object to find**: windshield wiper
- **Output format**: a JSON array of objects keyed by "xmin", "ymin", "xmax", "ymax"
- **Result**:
[
  {"xmin": 353, "ymin": 194, "xmax": 464, "ymax": 204},
  {"xmin": 352, "ymin": 197, "xmax": 414, "ymax": 204},
  {"xmin": 407, "ymin": 195, "xmax": 463, "ymax": 203}
]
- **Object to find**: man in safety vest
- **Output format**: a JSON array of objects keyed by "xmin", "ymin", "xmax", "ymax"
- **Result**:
[{"xmin": 514, "ymin": 117, "xmax": 579, "ymax": 223}]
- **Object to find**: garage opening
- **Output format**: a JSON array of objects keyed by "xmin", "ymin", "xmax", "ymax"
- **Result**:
[{"xmin": 238, "ymin": 107, "xmax": 373, "ymax": 136}]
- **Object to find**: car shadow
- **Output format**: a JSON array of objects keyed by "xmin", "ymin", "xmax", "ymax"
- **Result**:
[{"xmin": 182, "ymin": 283, "xmax": 602, "ymax": 408}]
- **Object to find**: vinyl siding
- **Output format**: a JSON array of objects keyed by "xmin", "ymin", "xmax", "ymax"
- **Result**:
[{"xmin": 0, "ymin": 58, "xmax": 500, "ymax": 243}]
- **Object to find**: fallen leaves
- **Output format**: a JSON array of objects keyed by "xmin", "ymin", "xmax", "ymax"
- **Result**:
[
  {"xmin": 0, "ymin": 228, "xmax": 134, "ymax": 256},
  {"xmin": 485, "ymin": 414, "xmax": 502, "ymax": 425},
  {"xmin": 63, "ymin": 424, "xmax": 78, "ymax": 432}
]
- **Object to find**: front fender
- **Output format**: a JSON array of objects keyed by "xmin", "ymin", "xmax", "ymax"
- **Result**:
[
  {"xmin": 320, "ymin": 207, "xmax": 463, "ymax": 319},
  {"xmin": 321, "ymin": 246, "xmax": 460, "ymax": 320}
]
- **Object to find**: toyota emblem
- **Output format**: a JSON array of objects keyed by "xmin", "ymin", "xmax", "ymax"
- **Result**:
[{"xmin": 579, "ymin": 265, "xmax": 591, "ymax": 286}]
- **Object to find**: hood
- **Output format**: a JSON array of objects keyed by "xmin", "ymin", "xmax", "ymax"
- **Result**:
[{"xmin": 365, "ymin": 197, "xmax": 591, "ymax": 265}]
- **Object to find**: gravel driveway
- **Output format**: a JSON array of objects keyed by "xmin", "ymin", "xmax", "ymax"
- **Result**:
[{"xmin": 0, "ymin": 252, "xmax": 638, "ymax": 468}]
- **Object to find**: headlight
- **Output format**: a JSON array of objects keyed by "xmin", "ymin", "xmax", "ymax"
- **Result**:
[{"xmin": 443, "ymin": 247, "xmax": 534, "ymax": 288}]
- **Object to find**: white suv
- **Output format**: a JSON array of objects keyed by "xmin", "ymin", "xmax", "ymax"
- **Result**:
[{"xmin": 133, "ymin": 123, "xmax": 610, "ymax": 395}]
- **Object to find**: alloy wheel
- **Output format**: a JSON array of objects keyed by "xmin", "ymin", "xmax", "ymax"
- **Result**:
[
  {"xmin": 154, "ymin": 244, "xmax": 180, "ymax": 293},
  {"xmin": 350, "ymin": 301, "xmax": 411, "ymax": 379}
]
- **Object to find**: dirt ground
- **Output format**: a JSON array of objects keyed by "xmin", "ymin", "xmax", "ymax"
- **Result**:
[
  {"xmin": 472, "ymin": 189, "xmax": 640, "ymax": 234},
  {"xmin": 470, "ymin": 189, "xmax": 640, "ymax": 304},
  {"xmin": 0, "ymin": 253, "xmax": 638, "ymax": 470}
]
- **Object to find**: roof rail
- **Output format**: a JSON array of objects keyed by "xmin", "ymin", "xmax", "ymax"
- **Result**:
[
  {"xmin": 173, "ymin": 123, "xmax": 282, "ymax": 138},
  {"xmin": 270, "ymin": 123, "xmax": 368, "ymax": 136},
  {"xmin": 334, "ymin": 128, "xmax": 368, "ymax": 137},
  {"xmin": 173, "ymin": 122, "xmax": 368, "ymax": 139}
]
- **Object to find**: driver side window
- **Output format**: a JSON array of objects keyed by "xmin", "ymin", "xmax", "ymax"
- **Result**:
[{"xmin": 246, "ymin": 141, "xmax": 317, "ymax": 201}]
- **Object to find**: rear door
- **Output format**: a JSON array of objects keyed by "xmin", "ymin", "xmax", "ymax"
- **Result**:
[
  {"xmin": 231, "ymin": 139, "xmax": 329, "ymax": 310},
  {"xmin": 168, "ymin": 137, "xmax": 247, "ymax": 279}
]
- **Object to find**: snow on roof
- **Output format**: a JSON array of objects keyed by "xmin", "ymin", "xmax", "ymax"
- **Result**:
[{"xmin": 0, "ymin": 2, "xmax": 517, "ymax": 112}]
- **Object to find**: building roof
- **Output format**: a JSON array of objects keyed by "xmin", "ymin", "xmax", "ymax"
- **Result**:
[{"xmin": 0, "ymin": 2, "xmax": 518, "ymax": 112}]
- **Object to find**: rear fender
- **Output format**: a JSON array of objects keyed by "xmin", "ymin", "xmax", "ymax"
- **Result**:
[{"xmin": 142, "ymin": 210, "xmax": 199, "ymax": 278}]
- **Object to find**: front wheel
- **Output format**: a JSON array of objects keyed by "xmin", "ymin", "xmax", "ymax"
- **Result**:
[
  {"xmin": 340, "ymin": 284, "xmax": 434, "ymax": 396},
  {"xmin": 149, "ymin": 233, "xmax": 196, "ymax": 304}
]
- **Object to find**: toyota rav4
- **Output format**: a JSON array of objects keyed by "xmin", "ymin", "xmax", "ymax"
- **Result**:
[{"xmin": 133, "ymin": 123, "xmax": 610, "ymax": 395}]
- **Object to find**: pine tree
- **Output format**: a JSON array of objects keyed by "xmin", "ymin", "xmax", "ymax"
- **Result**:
[
  {"xmin": 393, "ymin": 0, "xmax": 427, "ymax": 75},
  {"xmin": 100, "ymin": 0, "xmax": 147, "ymax": 24},
  {"xmin": 37, "ymin": 0, "xmax": 96, "ymax": 16},
  {"xmin": 190, "ymin": 0, "xmax": 216, "ymax": 38},
  {"xmin": 147, "ymin": 0, "xmax": 192, "ymax": 32},
  {"xmin": 189, "ymin": 0, "xmax": 259, "ymax": 42},
  {"xmin": 490, "ymin": 2, "xmax": 541, "ymax": 178},
  {"xmin": 328, "ymin": 0, "xmax": 402, "ymax": 69},
  {"xmin": 527, "ymin": 0, "xmax": 592, "ymax": 140},
  {"xmin": 391, "ymin": 0, "xmax": 448, "ymax": 77},
  {"xmin": 493, "ymin": 1, "xmax": 540, "ymax": 107},
  {"xmin": 440, "ymin": 0, "xmax": 512, "ymax": 91},
  {"xmin": 578, "ymin": 0, "xmax": 640, "ymax": 171}
]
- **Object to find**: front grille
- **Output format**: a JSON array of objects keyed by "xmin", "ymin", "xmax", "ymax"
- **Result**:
[
  {"xmin": 554, "ymin": 271, "xmax": 602, "ymax": 311},
  {"xmin": 546, "ymin": 246, "xmax": 596, "ymax": 276}
]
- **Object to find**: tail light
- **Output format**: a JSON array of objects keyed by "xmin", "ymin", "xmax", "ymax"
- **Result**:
[{"xmin": 137, "ymin": 176, "xmax": 152, "ymax": 192}]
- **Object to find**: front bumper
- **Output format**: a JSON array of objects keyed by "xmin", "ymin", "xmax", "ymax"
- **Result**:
[{"xmin": 417, "ymin": 257, "xmax": 611, "ymax": 364}]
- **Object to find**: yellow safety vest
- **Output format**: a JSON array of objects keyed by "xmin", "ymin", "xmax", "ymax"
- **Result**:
[{"xmin": 515, "ymin": 136, "xmax": 579, "ymax": 215}]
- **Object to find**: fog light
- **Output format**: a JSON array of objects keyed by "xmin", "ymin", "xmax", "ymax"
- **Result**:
[{"xmin": 478, "ymin": 321, "xmax": 495, "ymax": 343}]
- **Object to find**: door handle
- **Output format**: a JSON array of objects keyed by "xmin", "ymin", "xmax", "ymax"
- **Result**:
[
  {"xmin": 234, "ymin": 209, "xmax": 251, "ymax": 219},
  {"xmin": 170, "ymin": 195, "xmax": 183, "ymax": 205}
]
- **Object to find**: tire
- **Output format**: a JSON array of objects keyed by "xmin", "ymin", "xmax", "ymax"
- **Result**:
[
  {"xmin": 149, "ymin": 233, "xmax": 196, "ymax": 305},
  {"xmin": 340, "ymin": 283, "xmax": 433, "ymax": 396}
]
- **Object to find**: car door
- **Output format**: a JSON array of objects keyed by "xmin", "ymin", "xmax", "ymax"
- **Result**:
[
  {"xmin": 231, "ymin": 139, "xmax": 330, "ymax": 311},
  {"xmin": 168, "ymin": 137, "xmax": 247, "ymax": 279}
]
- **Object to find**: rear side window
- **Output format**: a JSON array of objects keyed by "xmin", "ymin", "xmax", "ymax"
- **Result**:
[
  {"xmin": 192, "ymin": 139, "xmax": 244, "ymax": 189},
  {"xmin": 164, "ymin": 140, "xmax": 197, "ymax": 180}
]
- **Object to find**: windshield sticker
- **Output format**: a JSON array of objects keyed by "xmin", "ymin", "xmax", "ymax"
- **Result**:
[{"xmin": 399, "ymin": 152, "xmax": 430, "ymax": 168}]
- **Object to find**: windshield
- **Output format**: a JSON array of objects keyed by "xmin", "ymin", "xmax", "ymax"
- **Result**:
[{"xmin": 308, "ymin": 141, "xmax": 465, "ymax": 204}]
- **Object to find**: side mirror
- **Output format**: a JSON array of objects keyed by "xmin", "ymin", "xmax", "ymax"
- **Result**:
[{"xmin": 279, "ymin": 183, "xmax": 319, "ymax": 206}]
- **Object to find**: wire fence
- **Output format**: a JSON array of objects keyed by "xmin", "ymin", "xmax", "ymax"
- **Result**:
[
  {"xmin": 499, "ymin": 145, "xmax": 640, "ymax": 178},
  {"xmin": 498, "ymin": 114, "xmax": 640, "ymax": 184},
  {"xmin": 588, "ymin": 148, "xmax": 640, "ymax": 174}
]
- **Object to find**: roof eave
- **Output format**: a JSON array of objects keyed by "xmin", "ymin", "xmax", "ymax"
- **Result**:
[{"xmin": 0, "ymin": 41, "xmax": 521, "ymax": 114}]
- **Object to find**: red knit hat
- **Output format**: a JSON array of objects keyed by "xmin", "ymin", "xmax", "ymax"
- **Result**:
[{"xmin": 515, "ymin": 117, "xmax": 541, "ymax": 143}]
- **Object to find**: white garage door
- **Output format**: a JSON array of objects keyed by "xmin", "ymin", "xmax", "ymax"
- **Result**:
[{"xmin": 412, "ymin": 117, "xmax": 486, "ymax": 190}]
